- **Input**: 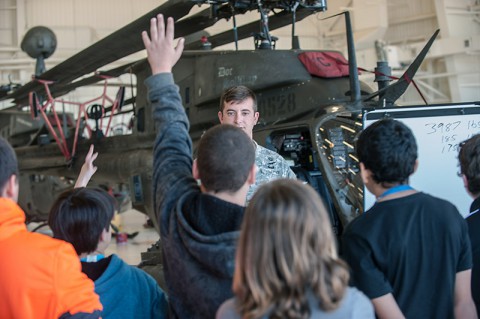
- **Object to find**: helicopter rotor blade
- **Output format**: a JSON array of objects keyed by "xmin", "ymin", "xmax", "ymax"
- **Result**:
[
  {"xmin": 5, "ymin": 0, "xmax": 197, "ymax": 106},
  {"xmin": 363, "ymin": 29, "xmax": 440, "ymax": 105},
  {"xmin": 6, "ymin": 62, "xmax": 134, "ymax": 107},
  {"xmin": 9, "ymin": 4, "xmax": 238, "ymax": 106},
  {"xmin": 4, "ymin": 1, "xmax": 323, "ymax": 107},
  {"xmin": 40, "ymin": 0, "xmax": 197, "ymax": 84}
]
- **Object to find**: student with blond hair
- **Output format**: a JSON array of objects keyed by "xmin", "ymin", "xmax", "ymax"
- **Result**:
[{"xmin": 217, "ymin": 179, "xmax": 374, "ymax": 319}]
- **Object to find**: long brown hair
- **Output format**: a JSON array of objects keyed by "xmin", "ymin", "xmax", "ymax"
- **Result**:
[{"xmin": 233, "ymin": 179, "xmax": 349, "ymax": 319}]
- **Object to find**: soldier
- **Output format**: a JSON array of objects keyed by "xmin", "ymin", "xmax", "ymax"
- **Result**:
[{"xmin": 218, "ymin": 86, "xmax": 296, "ymax": 201}]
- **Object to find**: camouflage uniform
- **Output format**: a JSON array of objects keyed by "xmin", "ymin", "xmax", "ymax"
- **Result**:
[{"xmin": 247, "ymin": 142, "xmax": 296, "ymax": 202}]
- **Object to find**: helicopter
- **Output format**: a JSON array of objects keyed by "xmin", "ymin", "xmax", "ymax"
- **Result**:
[{"xmin": 0, "ymin": 0, "xmax": 438, "ymax": 239}]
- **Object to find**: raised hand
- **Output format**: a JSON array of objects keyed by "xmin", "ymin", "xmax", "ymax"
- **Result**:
[
  {"xmin": 74, "ymin": 144, "xmax": 98, "ymax": 188},
  {"xmin": 141, "ymin": 14, "xmax": 185, "ymax": 75}
]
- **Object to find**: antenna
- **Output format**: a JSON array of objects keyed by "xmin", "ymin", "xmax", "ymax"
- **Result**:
[
  {"xmin": 322, "ymin": 11, "xmax": 360, "ymax": 105},
  {"xmin": 344, "ymin": 11, "xmax": 361, "ymax": 104}
]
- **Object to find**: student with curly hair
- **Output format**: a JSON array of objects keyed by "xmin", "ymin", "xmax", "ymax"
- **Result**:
[
  {"xmin": 459, "ymin": 133, "xmax": 480, "ymax": 313},
  {"xmin": 217, "ymin": 179, "xmax": 374, "ymax": 319}
]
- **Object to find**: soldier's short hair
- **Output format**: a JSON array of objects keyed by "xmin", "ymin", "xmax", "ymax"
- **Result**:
[{"xmin": 219, "ymin": 86, "xmax": 257, "ymax": 112}]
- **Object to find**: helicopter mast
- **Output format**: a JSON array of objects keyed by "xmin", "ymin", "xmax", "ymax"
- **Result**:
[
  {"xmin": 256, "ymin": 0, "xmax": 275, "ymax": 50},
  {"xmin": 230, "ymin": 4, "xmax": 239, "ymax": 50},
  {"xmin": 291, "ymin": 2, "xmax": 299, "ymax": 49}
]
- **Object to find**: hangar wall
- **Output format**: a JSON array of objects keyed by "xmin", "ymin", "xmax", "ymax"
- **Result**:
[{"xmin": 0, "ymin": 0, "xmax": 479, "ymax": 108}]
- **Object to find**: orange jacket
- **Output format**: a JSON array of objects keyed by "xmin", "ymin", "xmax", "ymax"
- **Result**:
[{"xmin": 0, "ymin": 198, "xmax": 102, "ymax": 319}]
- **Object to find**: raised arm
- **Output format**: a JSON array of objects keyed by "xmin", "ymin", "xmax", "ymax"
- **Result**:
[
  {"xmin": 141, "ymin": 15, "xmax": 184, "ymax": 75},
  {"xmin": 74, "ymin": 145, "xmax": 98, "ymax": 188},
  {"xmin": 142, "ymin": 16, "xmax": 198, "ymax": 233}
]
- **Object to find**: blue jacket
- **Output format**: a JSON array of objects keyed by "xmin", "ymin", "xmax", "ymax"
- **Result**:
[
  {"xmin": 93, "ymin": 254, "xmax": 167, "ymax": 319},
  {"xmin": 147, "ymin": 73, "xmax": 244, "ymax": 319}
]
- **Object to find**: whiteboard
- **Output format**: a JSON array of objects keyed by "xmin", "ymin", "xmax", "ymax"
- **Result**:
[{"xmin": 363, "ymin": 102, "xmax": 480, "ymax": 216}]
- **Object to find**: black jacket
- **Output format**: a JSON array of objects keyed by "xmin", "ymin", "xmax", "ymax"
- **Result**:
[{"xmin": 147, "ymin": 73, "xmax": 244, "ymax": 319}]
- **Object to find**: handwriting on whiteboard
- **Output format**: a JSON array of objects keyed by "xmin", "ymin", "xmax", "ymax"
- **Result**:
[{"xmin": 425, "ymin": 119, "xmax": 480, "ymax": 153}]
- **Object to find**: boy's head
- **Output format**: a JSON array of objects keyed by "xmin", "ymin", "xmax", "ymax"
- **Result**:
[
  {"xmin": 356, "ymin": 118, "xmax": 417, "ymax": 187},
  {"xmin": 0, "ymin": 137, "xmax": 19, "ymax": 201},
  {"xmin": 195, "ymin": 124, "xmax": 255, "ymax": 194},
  {"xmin": 48, "ymin": 187, "xmax": 116, "ymax": 255},
  {"xmin": 458, "ymin": 134, "xmax": 480, "ymax": 197}
]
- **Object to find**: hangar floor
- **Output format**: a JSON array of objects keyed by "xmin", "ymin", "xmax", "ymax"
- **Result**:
[
  {"xmin": 105, "ymin": 209, "xmax": 160, "ymax": 265},
  {"xmin": 28, "ymin": 209, "xmax": 160, "ymax": 266}
]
